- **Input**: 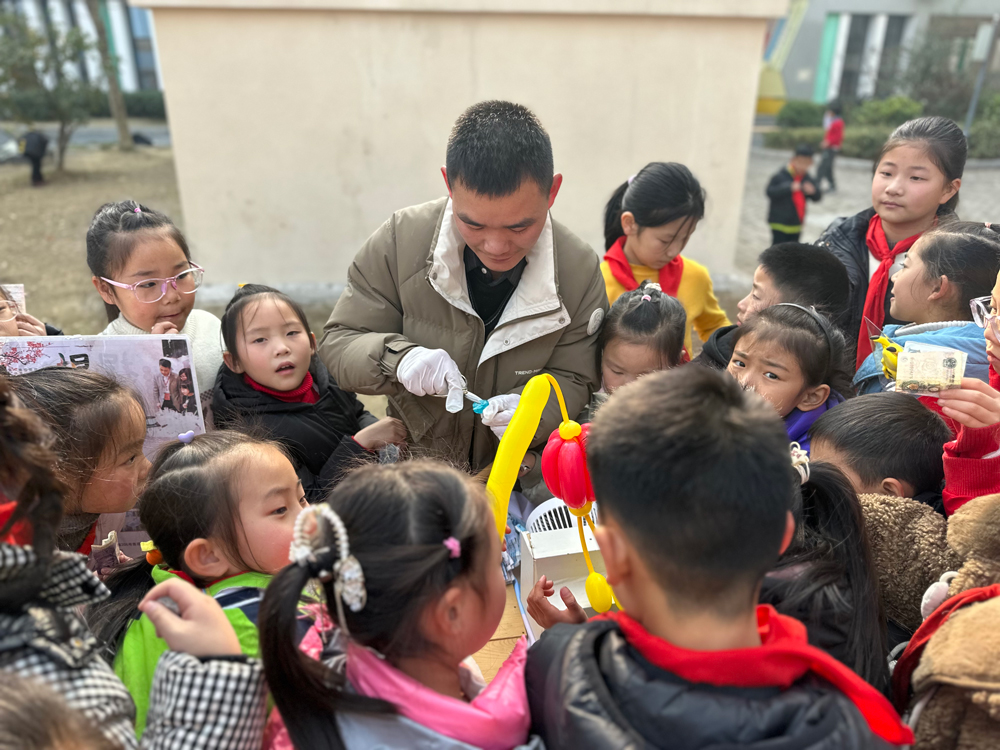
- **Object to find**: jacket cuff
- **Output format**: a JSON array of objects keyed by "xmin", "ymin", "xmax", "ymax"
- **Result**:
[
  {"xmin": 381, "ymin": 342, "xmax": 420, "ymax": 381},
  {"xmin": 146, "ymin": 651, "xmax": 266, "ymax": 749},
  {"xmin": 945, "ymin": 423, "xmax": 1000, "ymax": 459},
  {"xmin": 350, "ymin": 435, "xmax": 375, "ymax": 454}
]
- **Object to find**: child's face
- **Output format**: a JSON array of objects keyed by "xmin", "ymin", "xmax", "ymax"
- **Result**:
[
  {"xmin": 889, "ymin": 240, "xmax": 935, "ymax": 323},
  {"xmin": 0, "ymin": 298, "xmax": 18, "ymax": 337},
  {"xmin": 228, "ymin": 298, "xmax": 314, "ymax": 392},
  {"xmin": 94, "ymin": 232, "xmax": 195, "ymax": 332},
  {"xmin": 790, "ymin": 155, "xmax": 813, "ymax": 174},
  {"xmin": 601, "ymin": 338, "xmax": 663, "ymax": 394},
  {"xmin": 623, "ymin": 216, "xmax": 698, "ymax": 270},
  {"xmin": 987, "ymin": 273, "xmax": 999, "ymax": 373},
  {"xmin": 77, "ymin": 399, "xmax": 150, "ymax": 515},
  {"xmin": 736, "ymin": 265, "xmax": 782, "ymax": 325},
  {"xmin": 232, "ymin": 445, "xmax": 307, "ymax": 575},
  {"xmin": 872, "ymin": 144, "xmax": 959, "ymax": 228},
  {"xmin": 727, "ymin": 333, "xmax": 826, "ymax": 417}
]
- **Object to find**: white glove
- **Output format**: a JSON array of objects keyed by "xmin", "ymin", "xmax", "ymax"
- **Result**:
[
  {"xmin": 481, "ymin": 394, "xmax": 521, "ymax": 439},
  {"xmin": 396, "ymin": 347, "xmax": 465, "ymax": 413}
]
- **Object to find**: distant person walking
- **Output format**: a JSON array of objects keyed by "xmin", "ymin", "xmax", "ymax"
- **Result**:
[
  {"xmin": 18, "ymin": 130, "xmax": 48, "ymax": 187},
  {"xmin": 766, "ymin": 144, "xmax": 821, "ymax": 245},
  {"xmin": 817, "ymin": 102, "xmax": 844, "ymax": 192}
]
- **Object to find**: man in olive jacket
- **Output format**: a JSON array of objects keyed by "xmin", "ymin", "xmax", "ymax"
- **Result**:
[{"xmin": 320, "ymin": 101, "xmax": 607, "ymax": 471}]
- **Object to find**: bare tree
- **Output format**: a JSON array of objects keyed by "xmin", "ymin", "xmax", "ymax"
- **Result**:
[{"xmin": 85, "ymin": 0, "xmax": 132, "ymax": 152}]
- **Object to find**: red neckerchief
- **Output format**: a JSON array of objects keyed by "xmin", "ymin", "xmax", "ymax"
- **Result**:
[
  {"xmin": 244, "ymin": 371, "xmax": 318, "ymax": 404},
  {"xmin": 600, "ymin": 607, "xmax": 913, "ymax": 746},
  {"xmin": 603, "ymin": 236, "xmax": 684, "ymax": 298},
  {"xmin": 77, "ymin": 523, "xmax": 97, "ymax": 557},
  {"xmin": 0, "ymin": 500, "xmax": 33, "ymax": 545},
  {"xmin": 857, "ymin": 214, "xmax": 923, "ymax": 368},
  {"xmin": 789, "ymin": 168, "xmax": 807, "ymax": 223},
  {"xmin": 891, "ymin": 584, "xmax": 1000, "ymax": 712},
  {"xmin": 991, "ymin": 366, "xmax": 999, "ymax": 392}
]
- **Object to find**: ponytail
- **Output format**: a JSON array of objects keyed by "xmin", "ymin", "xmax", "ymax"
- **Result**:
[
  {"xmin": 259, "ymin": 555, "xmax": 393, "ymax": 750},
  {"xmin": 602, "ymin": 162, "xmax": 706, "ymax": 251},
  {"xmin": 259, "ymin": 460, "xmax": 493, "ymax": 748},
  {"xmin": 771, "ymin": 461, "xmax": 888, "ymax": 689},
  {"xmin": 597, "ymin": 281, "xmax": 687, "ymax": 370},
  {"xmin": 85, "ymin": 557, "xmax": 157, "ymax": 660}
]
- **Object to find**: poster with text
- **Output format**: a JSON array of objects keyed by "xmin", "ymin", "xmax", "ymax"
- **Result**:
[{"xmin": 0, "ymin": 335, "xmax": 205, "ymax": 557}]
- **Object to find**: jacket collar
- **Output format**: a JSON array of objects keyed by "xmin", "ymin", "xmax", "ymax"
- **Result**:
[{"xmin": 428, "ymin": 199, "xmax": 569, "ymax": 366}]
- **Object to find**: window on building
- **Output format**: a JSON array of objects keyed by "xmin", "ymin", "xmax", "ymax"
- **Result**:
[
  {"xmin": 127, "ymin": 4, "xmax": 158, "ymax": 90},
  {"xmin": 875, "ymin": 15, "xmax": 910, "ymax": 97},
  {"xmin": 839, "ymin": 14, "xmax": 871, "ymax": 102}
]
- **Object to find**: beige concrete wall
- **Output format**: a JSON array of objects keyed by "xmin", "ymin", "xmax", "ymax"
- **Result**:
[{"xmin": 139, "ymin": 0, "xmax": 787, "ymax": 291}]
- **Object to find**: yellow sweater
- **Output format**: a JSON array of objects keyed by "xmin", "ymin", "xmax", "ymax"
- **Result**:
[{"xmin": 600, "ymin": 258, "xmax": 731, "ymax": 354}]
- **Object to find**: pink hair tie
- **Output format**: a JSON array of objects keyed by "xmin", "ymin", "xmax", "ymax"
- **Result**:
[
  {"xmin": 134, "ymin": 206, "xmax": 142, "ymax": 214},
  {"xmin": 443, "ymin": 536, "xmax": 461, "ymax": 559},
  {"xmin": 641, "ymin": 294, "xmax": 652, "ymax": 302}
]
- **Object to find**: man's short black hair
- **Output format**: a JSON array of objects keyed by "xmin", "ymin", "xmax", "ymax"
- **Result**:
[
  {"xmin": 794, "ymin": 143, "xmax": 816, "ymax": 158},
  {"xmin": 158, "ymin": 358, "xmax": 172, "ymax": 369},
  {"xmin": 445, "ymin": 100, "xmax": 553, "ymax": 197},
  {"xmin": 588, "ymin": 367, "xmax": 794, "ymax": 615},
  {"xmin": 809, "ymin": 393, "xmax": 951, "ymax": 494},
  {"xmin": 758, "ymin": 243, "xmax": 851, "ymax": 325}
]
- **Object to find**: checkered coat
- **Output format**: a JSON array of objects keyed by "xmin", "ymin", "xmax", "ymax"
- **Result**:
[{"xmin": 0, "ymin": 544, "xmax": 267, "ymax": 749}]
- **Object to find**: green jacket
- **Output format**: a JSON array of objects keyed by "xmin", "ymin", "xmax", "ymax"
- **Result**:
[
  {"xmin": 114, "ymin": 566, "xmax": 271, "ymax": 736},
  {"xmin": 319, "ymin": 197, "xmax": 607, "ymax": 471}
]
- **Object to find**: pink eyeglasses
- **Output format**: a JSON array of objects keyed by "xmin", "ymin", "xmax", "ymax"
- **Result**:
[{"xmin": 100, "ymin": 263, "xmax": 205, "ymax": 304}]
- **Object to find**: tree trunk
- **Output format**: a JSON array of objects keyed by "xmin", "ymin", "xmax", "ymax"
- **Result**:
[
  {"xmin": 85, "ymin": 0, "xmax": 132, "ymax": 152},
  {"xmin": 57, "ymin": 122, "xmax": 69, "ymax": 171}
]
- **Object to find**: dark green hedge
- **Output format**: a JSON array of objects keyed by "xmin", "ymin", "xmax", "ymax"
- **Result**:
[
  {"xmin": 764, "ymin": 121, "xmax": 1000, "ymax": 159},
  {"xmin": 0, "ymin": 88, "xmax": 165, "ymax": 121}
]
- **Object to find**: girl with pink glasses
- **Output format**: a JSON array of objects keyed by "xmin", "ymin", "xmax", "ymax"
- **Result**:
[{"xmin": 87, "ymin": 200, "xmax": 222, "ymax": 393}]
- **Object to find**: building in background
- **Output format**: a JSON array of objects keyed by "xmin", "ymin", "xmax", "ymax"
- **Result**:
[
  {"xmin": 1, "ymin": 0, "xmax": 162, "ymax": 93},
  {"xmin": 763, "ymin": 0, "xmax": 999, "ymax": 106}
]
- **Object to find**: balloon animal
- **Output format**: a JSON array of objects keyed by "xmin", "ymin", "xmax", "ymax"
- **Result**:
[{"xmin": 485, "ymin": 374, "xmax": 614, "ymax": 613}]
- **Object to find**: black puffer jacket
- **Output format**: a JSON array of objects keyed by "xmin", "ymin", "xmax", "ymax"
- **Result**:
[
  {"xmin": 213, "ymin": 359, "xmax": 379, "ymax": 500},
  {"xmin": 691, "ymin": 323, "xmax": 737, "ymax": 371},
  {"xmin": 526, "ymin": 620, "xmax": 897, "ymax": 750}
]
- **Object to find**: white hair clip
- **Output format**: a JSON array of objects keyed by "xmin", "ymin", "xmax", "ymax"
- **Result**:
[
  {"xmin": 289, "ymin": 503, "xmax": 366, "ymax": 635},
  {"xmin": 790, "ymin": 442, "xmax": 810, "ymax": 485}
]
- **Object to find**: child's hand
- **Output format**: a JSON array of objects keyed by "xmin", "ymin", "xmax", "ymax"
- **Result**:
[
  {"xmin": 936, "ymin": 378, "xmax": 1000, "ymax": 429},
  {"xmin": 14, "ymin": 313, "xmax": 46, "ymax": 337},
  {"xmin": 151, "ymin": 321, "xmax": 180, "ymax": 335},
  {"xmin": 526, "ymin": 575, "xmax": 587, "ymax": 629},
  {"xmin": 139, "ymin": 578, "xmax": 242, "ymax": 657},
  {"xmin": 354, "ymin": 417, "xmax": 407, "ymax": 450},
  {"xmin": 802, "ymin": 182, "xmax": 817, "ymax": 196}
]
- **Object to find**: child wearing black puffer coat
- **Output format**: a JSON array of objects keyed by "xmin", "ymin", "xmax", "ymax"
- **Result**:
[
  {"xmin": 212, "ymin": 285, "xmax": 406, "ymax": 501},
  {"xmin": 525, "ymin": 368, "xmax": 913, "ymax": 749}
]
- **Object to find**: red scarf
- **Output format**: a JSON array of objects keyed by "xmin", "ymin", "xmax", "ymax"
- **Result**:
[
  {"xmin": 0, "ymin": 500, "xmax": 33, "ymax": 546},
  {"xmin": 244, "ymin": 371, "xmax": 318, "ymax": 404},
  {"xmin": 857, "ymin": 214, "xmax": 923, "ymax": 368},
  {"xmin": 601, "ymin": 607, "xmax": 913, "ymax": 746},
  {"xmin": 891, "ymin": 584, "xmax": 1000, "ymax": 712},
  {"xmin": 603, "ymin": 236, "xmax": 684, "ymax": 298},
  {"xmin": 790, "ymin": 169, "xmax": 807, "ymax": 223}
]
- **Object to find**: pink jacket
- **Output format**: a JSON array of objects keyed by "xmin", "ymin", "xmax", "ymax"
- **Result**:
[{"xmin": 264, "ymin": 627, "xmax": 531, "ymax": 750}]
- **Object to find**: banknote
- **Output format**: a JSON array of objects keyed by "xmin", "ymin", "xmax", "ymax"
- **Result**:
[{"xmin": 895, "ymin": 347, "xmax": 967, "ymax": 394}]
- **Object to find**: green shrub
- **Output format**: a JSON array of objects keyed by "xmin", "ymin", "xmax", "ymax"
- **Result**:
[
  {"xmin": 851, "ymin": 96, "xmax": 923, "ymax": 127},
  {"xmin": 124, "ymin": 91, "xmax": 165, "ymax": 120},
  {"xmin": 84, "ymin": 90, "xmax": 165, "ymax": 120},
  {"xmin": 840, "ymin": 125, "xmax": 894, "ymax": 160},
  {"xmin": 968, "ymin": 121, "xmax": 1000, "ymax": 159},
  {"xmin": 979, "ymin": 93, "xmax": 1000, "ymax": 124},
  {"xmin": 776, "ymin": 100, "xmax": 826, "ymax": 128},
  {"xmin": 762, "ymin": 127, "xmax": 824, "ymax": 151}
]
